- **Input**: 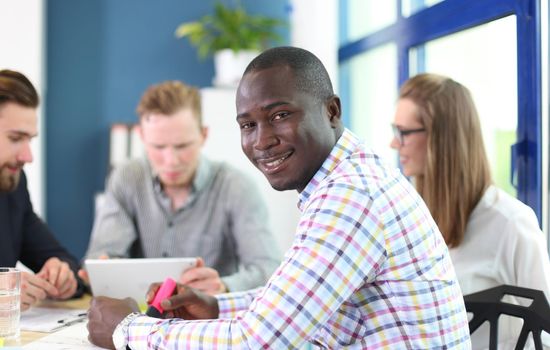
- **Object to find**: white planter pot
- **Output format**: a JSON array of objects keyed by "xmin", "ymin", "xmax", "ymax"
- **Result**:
[{"xmin": 213, "ymin": 49, "xmax": 259, "ymax": 88}]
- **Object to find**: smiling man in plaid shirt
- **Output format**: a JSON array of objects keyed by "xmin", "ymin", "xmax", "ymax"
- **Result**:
[{"xmin": 87, "ymin": 47, "xmax": 471, "ymax": 349}]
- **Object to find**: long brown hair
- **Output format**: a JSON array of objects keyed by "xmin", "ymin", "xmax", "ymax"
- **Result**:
[{"xmin": 399, "ymin": 73, "xmax": 491, "ymax": 247}]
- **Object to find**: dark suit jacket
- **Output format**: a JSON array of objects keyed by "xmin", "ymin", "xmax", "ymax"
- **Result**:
[{"xmin": 0, "ymin": 172, "xmax": 83, "ymax": 295}]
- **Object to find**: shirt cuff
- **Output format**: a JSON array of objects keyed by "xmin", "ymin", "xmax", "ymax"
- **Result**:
[{"xmin": 125, "ymin": 314, "xmax": 168, "ymax": 350}]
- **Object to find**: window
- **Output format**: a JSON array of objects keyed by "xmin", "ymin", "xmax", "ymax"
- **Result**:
[
  {"xmin": 412, "ymin": 16, "xmax": 518, "ymax": 196},
  {"xmin": 341, "ymin": 0, "xmax": 397, "ymax": 44},
  {"xmin": 339, "ymin": 43, "xmax": 397, "ymax": 163},
  {"xmin": 339, "ymin": 0, "xmax": 543, "ymax": 228},
  {"xmin": 402, "ymin": 0, "xmax": 444, "ymax": 17}
]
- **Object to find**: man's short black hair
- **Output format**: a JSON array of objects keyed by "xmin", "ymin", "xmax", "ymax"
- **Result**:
[{"xmin": 243, "ymin": 46, "xmax": 334, "ymax": 101}]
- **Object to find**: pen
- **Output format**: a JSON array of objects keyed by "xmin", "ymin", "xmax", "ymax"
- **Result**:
[
  {"xmin": 55, "ymin": 312, "xmax": 88, "ymax": 329},
  {"xmin": 145, "ymin": 277, "xmax": 177, "ymax": 318},
  {"xmin": 57, "ymin": 312, "xmax": 87, "ymax": 324}
]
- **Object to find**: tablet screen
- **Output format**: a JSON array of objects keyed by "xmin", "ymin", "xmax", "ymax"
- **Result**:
[{"xmin": 85, "ymin": 257, "xmax": 197, "ymax": 306}]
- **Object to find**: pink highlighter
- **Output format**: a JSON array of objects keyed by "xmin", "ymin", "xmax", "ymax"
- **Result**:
[{"xmin": 145, "ymin": 277, "xmax": 177, "ymax": 318}]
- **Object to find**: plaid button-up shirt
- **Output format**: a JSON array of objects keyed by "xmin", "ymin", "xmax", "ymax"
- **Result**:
[{"xmin": 125, "ymin": 129, "xmax": 471, "ymax": 349}]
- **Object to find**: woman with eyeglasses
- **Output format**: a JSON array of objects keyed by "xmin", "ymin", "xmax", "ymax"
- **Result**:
[{"xmin": 390, "ymin": 73, "xmax": 550, "ymax": 349}]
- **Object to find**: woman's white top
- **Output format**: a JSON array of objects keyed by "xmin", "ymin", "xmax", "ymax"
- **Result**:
[{"xmin": 450, "ymin": 185, "xmax": 550, "ymax": 350}]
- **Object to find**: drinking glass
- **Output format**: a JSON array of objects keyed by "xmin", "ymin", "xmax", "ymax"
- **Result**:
[{"xmin": 0, "ymin": 268, "xmax": 21, "ymax": 343}]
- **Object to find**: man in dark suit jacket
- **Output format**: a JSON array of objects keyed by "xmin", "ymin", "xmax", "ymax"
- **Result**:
[{"xmin": 0, "ymin": 69, "xmax": 82, "ymax": 310}]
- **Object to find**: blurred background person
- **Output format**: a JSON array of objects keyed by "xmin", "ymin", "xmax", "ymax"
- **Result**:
[
  {"xmin": 0, "ymin": 69, "xmax": 83, "ymax": 310},
  {"xmin": 83, "ymin": 80, "xmax": 281, "ymax": 294},
  {"xmin": 390, "ymin": 72, "xmax": 550, "ymax": 349}
]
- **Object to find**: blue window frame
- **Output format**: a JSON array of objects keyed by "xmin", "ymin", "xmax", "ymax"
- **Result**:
[{"xmin": 339, "ymin": 0, "xmax": 543, "ymax": 223}]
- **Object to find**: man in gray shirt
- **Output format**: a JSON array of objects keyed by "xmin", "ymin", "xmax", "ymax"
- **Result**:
[{"xmin": 83, "ymin": 80, "xmax": 281, "ymax": 294}]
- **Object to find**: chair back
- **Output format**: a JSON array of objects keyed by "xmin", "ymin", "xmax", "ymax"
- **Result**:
[{"xmin": 464, "ymin": 284, "xmax": 550, "ymax": 350}]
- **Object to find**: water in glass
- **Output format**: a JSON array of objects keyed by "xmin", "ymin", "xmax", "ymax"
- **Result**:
[{"xmin": 0, "ymin": 268, "xmax": 20, "ymax": 340}]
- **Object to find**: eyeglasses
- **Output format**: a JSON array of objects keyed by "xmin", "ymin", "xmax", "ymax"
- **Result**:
[{"xmin": 391, "ymin": 124, "xmax": 426, "ymax": 145}]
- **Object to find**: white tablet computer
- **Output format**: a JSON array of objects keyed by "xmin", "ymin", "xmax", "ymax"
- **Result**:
[{"xmin": 85, "ymin": 257, "xmax": 197, "ymax": 305}]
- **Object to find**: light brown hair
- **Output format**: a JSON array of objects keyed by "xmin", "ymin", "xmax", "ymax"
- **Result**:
[
  {"xmin": 136, "ymin": 80, "xmax": 202, "ymax": 127},
  {"xmin": 399, "ymin": 73, "xmax": 491, "ymax": 247},
  {"xmin": 0, "ymin": 69, "xmax": 39, "ymax": 109}
]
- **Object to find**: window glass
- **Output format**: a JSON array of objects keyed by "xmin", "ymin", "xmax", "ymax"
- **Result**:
[
  {"xmin": 342, "ymin": 43, "xmax": 398, "ymax": 165},
  {"xmin": 543, "ymin": 0, "xmax": 549, "ymax": 242},
  {"xmin": 402, "ymin": 0, "xmax": 444, "ymax": 17},
  {"xmin": 343, "ymin": 0, "xmax": 397, "ymax": 43},
  {"xmin": 411, "ymin": 15, "xmax": 517, "ymax": 195}
]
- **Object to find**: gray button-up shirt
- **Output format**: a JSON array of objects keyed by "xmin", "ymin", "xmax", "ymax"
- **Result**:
[{"xmin": 85, "ymin": 156, "xmax": 281, "ymax": 292}]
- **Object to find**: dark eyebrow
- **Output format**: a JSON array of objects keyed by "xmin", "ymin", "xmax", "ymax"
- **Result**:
[
  {"xmin": 8, "ymin": 130, "xmax": 38, "ymax": 138},
  {"xmin": 236, "ymin": 101, "xmax": 291, "ymax": 120},
  {"xmin": 262, "ymin": 101, "xmax": 290, "ymax": 111}
]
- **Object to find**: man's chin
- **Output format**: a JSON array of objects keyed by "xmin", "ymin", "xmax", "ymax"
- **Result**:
[
  {"xmin": 160, "ymin": 177, "xmax": 187, "ymax": 188},
  {"xmin": 266, "ymin": 177, "xmax": 294, "ymax": 192},
  {"xmin": 0, "ymin": 172, "xmax": 21, "ymax": 193}
]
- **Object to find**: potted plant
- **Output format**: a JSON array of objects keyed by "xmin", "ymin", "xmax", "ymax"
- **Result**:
[{"xmin": 175, "ymin": 1, "xmax": 285, "ymax": 87}]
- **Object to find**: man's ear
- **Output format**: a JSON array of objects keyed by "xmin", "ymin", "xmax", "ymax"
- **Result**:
[
  {"xmin": 137, "ymin": 123, "xmax": 144, "ymax": 141},
  {"xmin": 200, "ymin": 126, "xmax": 209, "ymax": 146},
  {"xmin": 326, "ymin": 95, "xmax": 342, "ymax": 128}
]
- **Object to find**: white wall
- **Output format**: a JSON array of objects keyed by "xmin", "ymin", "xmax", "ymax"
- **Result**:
[
  {"xmin": 290, "ymin": 0, "xmax": 339, "ymax": 92},
  {"xmin": 0, "ymin": 0, "xmax": 45, "ymax": 216}
]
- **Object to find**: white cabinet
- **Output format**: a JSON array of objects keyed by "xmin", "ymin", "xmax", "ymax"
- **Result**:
[{"xmin": 201, "ymin": 87, "xmax": 300, "ymax": 251}]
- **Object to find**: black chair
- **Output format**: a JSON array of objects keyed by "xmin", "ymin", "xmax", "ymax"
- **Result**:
[{"xmin": 464, "ymin": 284, "xmax": 550, "ymax": 350}]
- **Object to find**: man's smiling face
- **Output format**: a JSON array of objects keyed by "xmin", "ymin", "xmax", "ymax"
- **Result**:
[{"xmin": 236, "ymin": 65, "xmax": 338, "ymax": 192}]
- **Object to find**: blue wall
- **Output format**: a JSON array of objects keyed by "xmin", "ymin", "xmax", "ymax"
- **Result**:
[{"xmin": 46, "ymin": 0, "xmax": 290, "ymax": 259}]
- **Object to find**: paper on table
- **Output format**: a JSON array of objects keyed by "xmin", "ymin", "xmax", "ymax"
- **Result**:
[
  {"xmin": 22, "ymin": 322, "xmax": 106, "ymax": 350},
  {"xmin": 20, "ymin": 307, "xmax": 87, "ymax": 332}
]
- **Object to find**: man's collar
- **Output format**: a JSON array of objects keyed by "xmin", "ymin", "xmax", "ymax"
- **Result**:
[
  {"xmin": 298, "ymin": 129, "xmax": 359, "ymax": 209},
  {"xmin": 150, "ymin": 156, "xmax": 212, "ymax": 195}
]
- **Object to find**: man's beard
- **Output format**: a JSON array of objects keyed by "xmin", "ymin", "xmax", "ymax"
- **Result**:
[{"xmin": 0, "ymin": 165, "xmax": 22, "ymax": 192}]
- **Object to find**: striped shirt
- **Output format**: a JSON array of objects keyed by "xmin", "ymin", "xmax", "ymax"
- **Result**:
[
  {"xmin": 85, "ymin": 156, "xmax": 281, "ymax": 292},
  {"xmin": 124, "ymin": 129, "xmax": 471, "ymax": 349}
]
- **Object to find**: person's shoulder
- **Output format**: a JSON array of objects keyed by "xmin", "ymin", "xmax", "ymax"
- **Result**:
[
  {"xmin": 207, "ymin": 160, "xmax": 263, "ymax": 199},
  {"xmin": 112, "ymin": 157, "xmax": 148, "ymax": 172},
  {"xmin": 212, "ymin": 160, "xmax": 253, "ymax": 182},
  {"xmin": 334, "ymin": 146, "xmax": 404, "ymax": 192},
  {"xmin": 481, "ymin": 186, "xmax": 536, "ymax": 218},
  {"xmin": 471, "ymin": 185, "xmax": 541, "ymax": 238},
  {"xmin": 108, "ymin": 158, "xmax": 150, "ymax": 187}
]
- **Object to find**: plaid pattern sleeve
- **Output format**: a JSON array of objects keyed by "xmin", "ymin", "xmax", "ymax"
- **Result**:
[
  {"xmin": 216, "ymin": 288, "xmax": 262, "ymax": 319},
  {"xmin": 125, "ymin": 129, "xmax": 471, "ymax": 349}
]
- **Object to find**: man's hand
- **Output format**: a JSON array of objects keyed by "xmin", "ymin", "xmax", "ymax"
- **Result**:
[
  {"xmin": 87, "ymin": 296, "xmax": 139, "ymax": 350},
  {"xmin": 78, "ymin": 254, "xmax": 109, "ymax": 285},
  {"xmin": 20, "ymin": 271, "xmax": 57, "ymax": 311},
  {"xmin": 179, "ymin": 257, "xmax": 227, "ymax": 295},
  {"xmin": 36, "ymin": 257, "xmax": 77, "ymax": 299},
  {"xmin": 146, "ymin": 282, "xmax": 219, "ymax": 320}
]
